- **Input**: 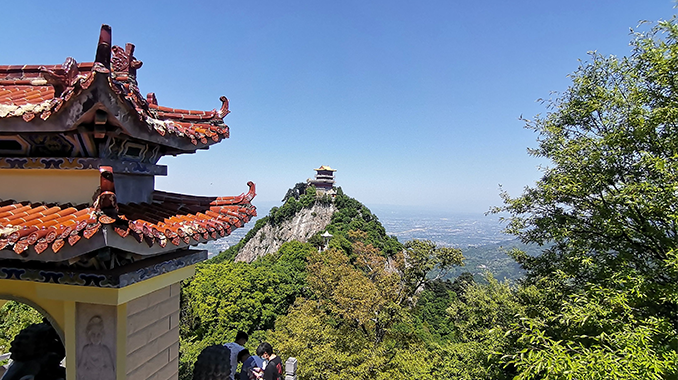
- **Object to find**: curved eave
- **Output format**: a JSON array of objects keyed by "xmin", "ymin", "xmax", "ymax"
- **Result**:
[
  {"xmin": 0, "ymin": 64, "xmax": 230, "ymax": 154},
  {"xmin": 0, "ymin": 182, "xmax": 257, "ymax": 263},
  {"xmin": 0, "ymin": 208, "xmax": 254, "ymax": 263},
  {"xmin": 0, "ymin": 225, "xmax": 179, "ymax": 262}
]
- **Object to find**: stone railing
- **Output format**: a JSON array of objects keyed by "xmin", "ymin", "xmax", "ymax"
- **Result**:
[{"xmin": 285, "ymin": 357, "xmax": 298, "ymax": 380}]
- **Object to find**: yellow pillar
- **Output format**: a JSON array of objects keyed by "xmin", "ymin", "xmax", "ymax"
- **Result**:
[
  {"xmin": 0, "ymin": 265, "xmax": 195, "ymax": 380},
  {"xmin": 116, "ymin": 302, "xmax": 127, "ymax": 380},
  {"xmin": 64, "ymin": 301, "xmax": 76, "ymax": 380}
]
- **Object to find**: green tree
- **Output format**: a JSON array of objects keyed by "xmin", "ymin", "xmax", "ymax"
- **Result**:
[
  {"xmin": 495, "ymin": 17, "xmax": 678, "ymax": 378},
  {"xmin": 270, "ymin": 239, "xmax": 465, "ymax": 380},
  {"xmin": 497, "ymin": 18, "xmax": 678, "ymax": 318},
  {"xmin": 441, "ymin": 275, "xmax": 525, "ymax": 380},
  {"xmin": 400, "ymin": 240, "xmax": 463, "ymax": 302},
  {"xmin": 413, "ymin": 279, "xmax": 456, "ymax": 341},
  {"xmin": 0, "ymin": 301, "xmax": 42, "ymax": 356},
  {"xmin": 180, "ymin": 241, "xmax": 314, "ymax": 379},
  {"xmin": 328, "ymin": 191, "xmax": 403, "ymax": 256},
  {"xmin": 504, "ymin": 277, "xmax": 678, "ymax": 379}
]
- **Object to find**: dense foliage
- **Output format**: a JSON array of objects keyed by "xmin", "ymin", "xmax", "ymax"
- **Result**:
[
  {"xmin": 268, "ymin": 237, "xmax": 465, "ymax": 379},
  {"xmin": 0, "ymin": 301, "xmax": 42, "ymax": 359},
  {"xmin": 493, "ymin": 18, "xmax": 678, "ymax": 378},
  {"xmin": 180, "ymin": 241, "xmax": 314, "ymax": 378},
  {"xmin": 325, "ymin": 188, "xmax": 403, "ymax": 256}
]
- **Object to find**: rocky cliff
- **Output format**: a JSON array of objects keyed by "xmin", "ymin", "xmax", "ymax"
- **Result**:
[{"xmin": 234, "ymin": 202, "xmax": 337, "ymax": 263}]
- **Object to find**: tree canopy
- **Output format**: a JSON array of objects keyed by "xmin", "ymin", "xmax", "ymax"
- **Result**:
[
  {"xmin": 270, "ymin": 235, "xmax": 467, "ymax": 380},
  {"xmin": 494, "ymin": 18, "xmax": 678, "ymax": 378},
  {"xmin": 0, "ymin": 301, "xmax": 42, "ymax": 358},
  {"xmin": 497, "ymin": 17, "xmax": 678, "ymax": 303}
]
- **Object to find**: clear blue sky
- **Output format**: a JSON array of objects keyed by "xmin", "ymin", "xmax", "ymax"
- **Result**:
[{"xmin": 2, "ymin": 1, "xmax": 674, "ymax": 213}]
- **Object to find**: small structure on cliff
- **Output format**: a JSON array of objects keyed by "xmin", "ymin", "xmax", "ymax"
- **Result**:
[
  {"xmin": 0, "ymin": 25, "xmax": 256, "ymax": 380},
  {"xmin": 307, "ymin": 165, "xmax": 336, "ymax": 193}
]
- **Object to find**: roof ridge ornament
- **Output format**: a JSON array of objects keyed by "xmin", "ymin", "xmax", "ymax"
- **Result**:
[
  {"xmin": 38, "ymin": 57, "xmax": 80, "ymax": 95},
  {"xmin": 112, "ymin": 43, "xmax": 143, "ymax": 78},
  {"xmin": 146, "ymin": 92, "xmax": 158, "ymax": 105},
  {"xmin": 94, "ymin": 24, "xmax": 112, "ymax": 69},
  {"xmin": 217, "ymin": 96, "xmax": 230, "ymax": 118},
  {"xmin": 126, "ymin": 43, "xmax": 143, "ymax": 76},
  {"xmin": 93, "ymin": 166, "xmax": 119, "ymax": 223},
  {"xmin": 62, "ymin": 57, "xmax": 80, "ymax": 86},
  {"xmin": 244, "ymin": 181, "xmax": 256, "ymax": 202}
]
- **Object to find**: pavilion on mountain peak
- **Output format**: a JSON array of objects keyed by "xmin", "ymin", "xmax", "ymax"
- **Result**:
[
  {"xmin": 307, "ymin": 165, "xmax": 336, "ymax": 193},
  {"xmin": 0, "ymin": 24, "xmax": 256, "ymax": 380}
]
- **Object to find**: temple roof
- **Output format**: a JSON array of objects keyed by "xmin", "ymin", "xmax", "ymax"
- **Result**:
[
  {"xmin": 0, "ymin": 26, "xmax": 257, "ymax": 268},
  {"xmin": 315, "ymin": 165, "xmax": 336, "ymax": 172},
  {"xmin": 0, "ymin": 171, "xmax": 256, "ymax": 262},
  {"xmin": 0, "ymin": 25, "xmax": 230, "ymax": 152}
]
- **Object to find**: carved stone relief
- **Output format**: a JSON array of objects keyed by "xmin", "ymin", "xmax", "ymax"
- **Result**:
[{"xmin": 75, "ymin": 303, "xmax": 116, "ymax": 380}]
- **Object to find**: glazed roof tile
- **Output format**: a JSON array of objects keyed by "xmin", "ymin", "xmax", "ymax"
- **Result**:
[
  {"xmin": 0, "ymin": 182, "xmax": 256, "ymax": 259},
  {"xmin": 0, "ymin": 27, "xmax": 230, "ymax": 147}
]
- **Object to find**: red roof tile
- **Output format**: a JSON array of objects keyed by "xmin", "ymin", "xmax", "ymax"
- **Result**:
[
  {"xmin": 0, "ymin": 181, "xmax": 256, "ymax": 257},
  {"xmin": 0, "ymin": 27, "xmax": 230, "ymax": 148},
  {"xmin": 0, "ymin": 86, "xmax": 55, "ymax": 105}
]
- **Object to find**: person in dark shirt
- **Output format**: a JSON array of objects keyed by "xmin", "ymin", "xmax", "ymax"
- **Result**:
[
  {"xmin": 256, "ymin": 342, "xmax": 283, "ymax": 380},
  {"xmin": 237, "ymin": 348, "xmax": 264, "ymax": 380}
]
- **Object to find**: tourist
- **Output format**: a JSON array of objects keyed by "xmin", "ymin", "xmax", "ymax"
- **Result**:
[
  {"xmin": 224, "ymin": 331, "xmax": 248, "ymax": 380},
  {"xmin": 255, "ymin": 342, "xmax": 283, "ymax": 380},
  {"xmin": 237, "ymin": 348, "xmax": 264, "ymax": 380}
]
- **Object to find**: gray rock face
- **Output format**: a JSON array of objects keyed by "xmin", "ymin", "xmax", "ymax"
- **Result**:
[{"xmin": 234, "ymin": 203, "xmax": 337, "ymax": 263}]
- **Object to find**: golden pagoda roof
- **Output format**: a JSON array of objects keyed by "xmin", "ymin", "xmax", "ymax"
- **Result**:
[{"xmin": 315, "ymin": 165, "xmax": 336, "ymax": 172}]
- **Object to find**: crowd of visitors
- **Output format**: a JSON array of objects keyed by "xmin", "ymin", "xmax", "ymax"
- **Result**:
[{"xmin": 224, "ymin": 332, "xmax": 285, "ymax": 380}]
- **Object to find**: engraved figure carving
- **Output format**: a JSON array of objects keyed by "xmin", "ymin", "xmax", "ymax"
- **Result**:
[{"xmin": 76, "ymin": 316, "xmax": 115, "ymax": 380}]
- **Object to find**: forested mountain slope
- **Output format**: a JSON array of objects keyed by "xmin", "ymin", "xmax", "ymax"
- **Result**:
[
  {"xmin": 181, "ymin": 187, "xmax": 421, "ymax": 378},
  {"xmin": 181, "ymin": 19, "xmax": 678, "ymax": 379}
]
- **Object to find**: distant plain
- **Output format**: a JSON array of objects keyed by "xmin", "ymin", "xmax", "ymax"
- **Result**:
[{"xmin": 200, "ymin": 201, "xmax": 528, "ymax": 281}]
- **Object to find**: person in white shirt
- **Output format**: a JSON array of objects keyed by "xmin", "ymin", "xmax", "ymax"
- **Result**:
[{"xmin": 224, "ymin": 331, "xmax": 248, "ymax": 380}]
